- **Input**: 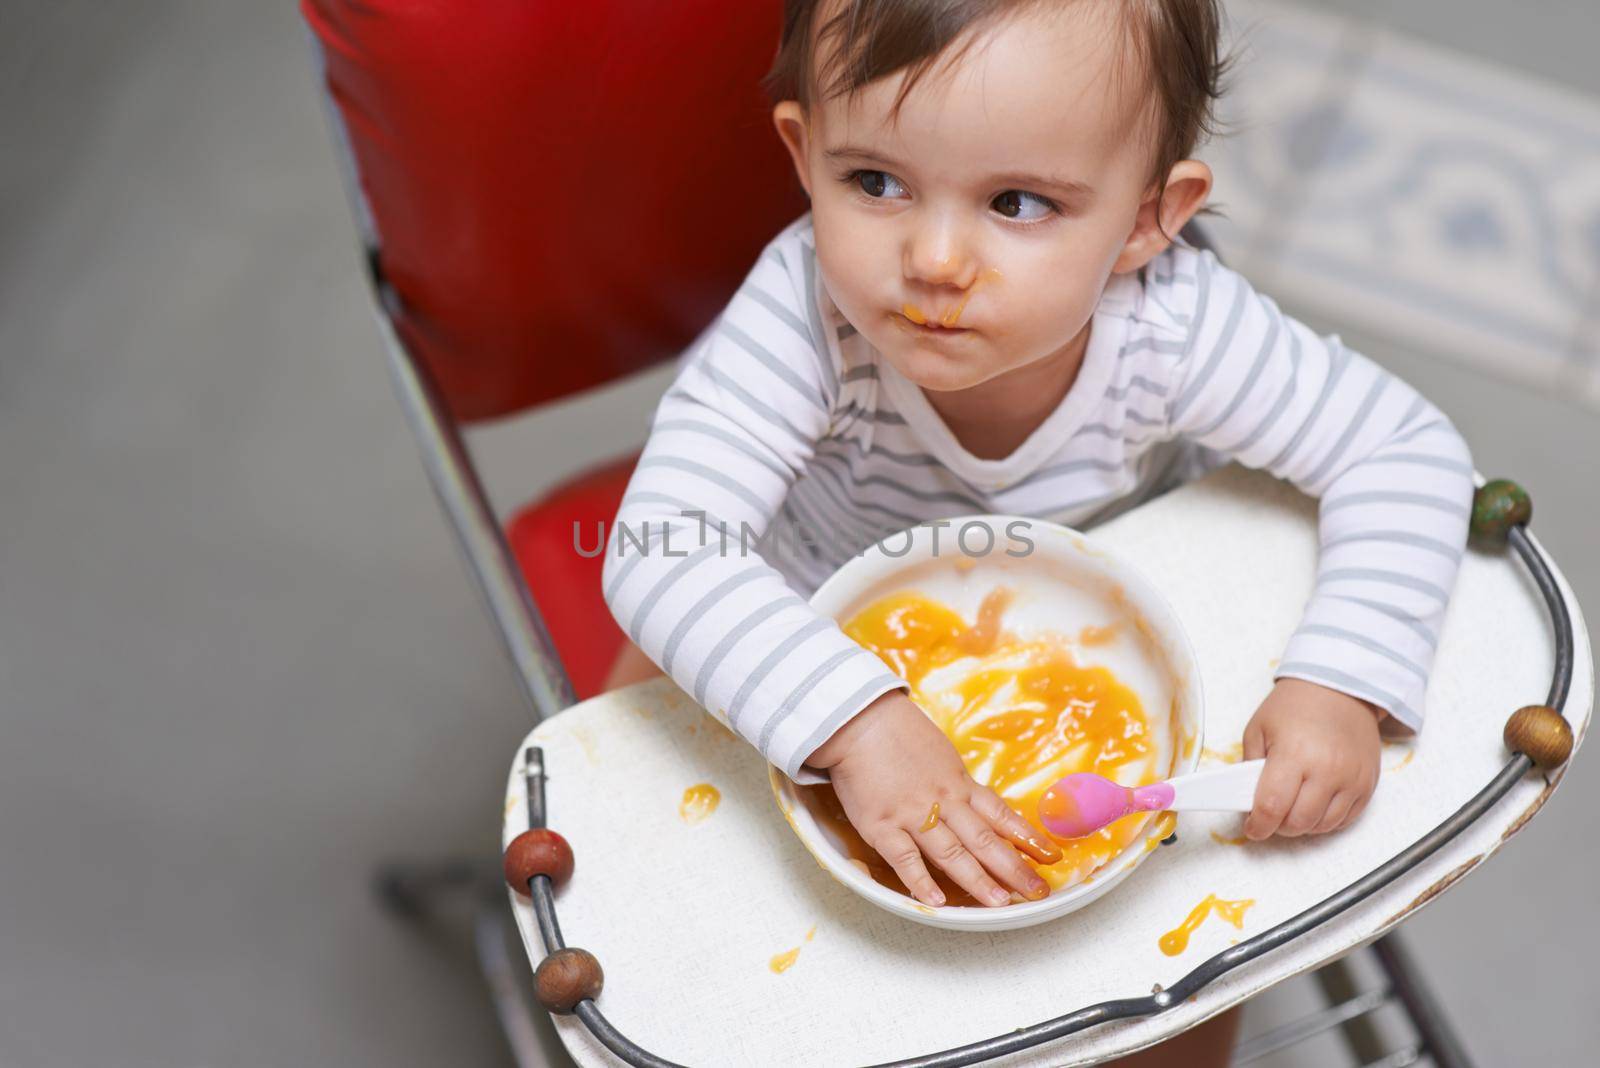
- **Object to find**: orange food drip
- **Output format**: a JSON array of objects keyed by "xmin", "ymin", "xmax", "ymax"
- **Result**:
[
  {"xmin": 919, "ymin": 802, "xmax": 941, "ymax": 832},
  {"xmin": 900, "ymin": 267, "xmax": 1004, "ymax": 329},
  {"xmin": 1159, "ymin": 894, "xmax": 1255, "ymax": 956},
  {"xmin": 800, "ymin": 589, "xmax": 1160, "ymax": 906},
  {"xmin": 1209, "ymin": 831, "xmax": 1249, "ymax": 847},
  {"xmin": 940, "ymin": 267, "xmax": 1004, "ymax": 326},
  {"xmin": 1143, "ymin": 811, "xmax": 1178, "ymax": 853},
  {"xmin": 679, "ymin": 783, "xmax": 721, "ymax": 824}
]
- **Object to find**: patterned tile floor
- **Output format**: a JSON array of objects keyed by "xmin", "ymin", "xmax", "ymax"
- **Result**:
[{"xmin": 1201, "ymin": 0, "xmax": 1600, "ymax": 406}]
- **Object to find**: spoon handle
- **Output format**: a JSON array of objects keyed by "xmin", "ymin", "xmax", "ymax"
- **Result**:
[{"xmin": 1166, "ymin": 759, "xmax": 1266, "ymax": 812}]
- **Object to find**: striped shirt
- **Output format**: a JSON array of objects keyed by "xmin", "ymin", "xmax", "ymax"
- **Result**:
[{"xmin": 603, "ymin": 215, "xmax": 1474, "ymax": 783}]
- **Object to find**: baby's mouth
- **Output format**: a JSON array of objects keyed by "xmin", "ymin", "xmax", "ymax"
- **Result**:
[{"xmin": 897, "ymin": 304, "xmax": 972, "ymax": 335}]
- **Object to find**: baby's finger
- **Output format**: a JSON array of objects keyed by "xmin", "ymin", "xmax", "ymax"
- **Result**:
[
  {"xmin": 968, "ymin": 787, "xmax": 1063, "ymax": 865},
  {"xmin": 914, "ymin": 821, "xmax": 1011, "ymax": 907},
  {"xmin": 943, "ymin": 803, "xmax": 1050, "ymax": 901},
  {"xmin": 1245, "ymin": 760, "xmax": 1301, "ymax": 840},
  {"xmin": 1339, "ymin": 787, "xmax": 1374, "ymax": 831},
  {"xmin": 1315, "ymin": 790, "xmax": 1357, "ymax": 835},
  {"xmin": 1281, "ymin": 779, "xmax": 1335, "ymax": 836},
  {"xmin": 1243, "ymin": 720, "xmax": 1266, "ymax": 762},
  {"xmin": 870, "ymin": 827, "xmax": 944, "ymax": 907}
]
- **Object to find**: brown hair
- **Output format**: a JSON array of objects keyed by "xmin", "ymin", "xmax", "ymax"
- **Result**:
[{"xmin": 764, "ymin": 0, "xmax": 1230, "ymax": 198}]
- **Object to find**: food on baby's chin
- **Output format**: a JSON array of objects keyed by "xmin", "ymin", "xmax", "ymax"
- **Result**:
[{"xmin": 801, "ymin": 588, "xmax": 1160, "ymax": 906}]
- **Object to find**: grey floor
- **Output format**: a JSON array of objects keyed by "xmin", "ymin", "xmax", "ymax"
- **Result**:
[{"xmin": 1, "ymin": 2, "xmax": 1595, "ymax": 1066}]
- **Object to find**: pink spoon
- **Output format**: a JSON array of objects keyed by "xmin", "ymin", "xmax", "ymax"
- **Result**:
[{"xmin": 1037, "ymin": 760, "xmax": 1266, "ymax": 839}]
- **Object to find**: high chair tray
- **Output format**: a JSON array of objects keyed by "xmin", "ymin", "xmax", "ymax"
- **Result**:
[{"xmin": 502, "ymin": 465, "xmax": 1592, "ymax": 1067}]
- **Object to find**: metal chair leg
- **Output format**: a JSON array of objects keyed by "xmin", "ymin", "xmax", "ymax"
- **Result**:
[
  {"xmin": 374, "ymin": 856, "xmax": 577, "ymax": 1067},
  {"xmin": 1232, "ymin": 932, "xmax": 1473, "ymax": 1067},
  {"xmin": 1312, "ymin": 954, "xmax": 1391, "ymax": 1063},
  {"xmin": 1372, "ymin": 933, "xmax": 1475, "ymax": 1068},
  {"xmin": 475, "ymin": 889, "xmax": 565, "ymax": 1068},
  {"xmin": 373, "ymin": 858, "xmax": 494, "ymax": 920}
]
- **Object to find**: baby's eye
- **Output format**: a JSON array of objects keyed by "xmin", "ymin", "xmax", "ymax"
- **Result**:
[
  {"xmin": 992, "ymin": 190, "xmax": 1056, "ymax": 222},
  {"xmin": 853, "ymin": 170, "xmax": 908, "ymax": 200}
]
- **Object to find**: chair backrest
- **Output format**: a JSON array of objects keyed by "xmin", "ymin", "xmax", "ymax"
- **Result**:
[{"xmin": 303, "ymin": 0, "xmax": 807, "ymax": 422}]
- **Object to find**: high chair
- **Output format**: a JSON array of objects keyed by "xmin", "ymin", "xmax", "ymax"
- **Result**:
[{"xmin": 301, "ymin": 3, "xmax": 1591, "ymax": 1065}]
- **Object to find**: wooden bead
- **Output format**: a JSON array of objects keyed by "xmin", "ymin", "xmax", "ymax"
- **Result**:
[
  {"xmin": 534, "ymin": 947, "xmax": 603, "ymax": 1014},
  {"xmin": 1504, "ymin": 705, "xmax": 1573, "ymax": 769},
  {"xmin": 1471, "ymin": 479, "xmax": 1532, "ymax": 543},
  {"xmin": 503, "ymin": 829, "xmax": 574, "ymax": 894}
]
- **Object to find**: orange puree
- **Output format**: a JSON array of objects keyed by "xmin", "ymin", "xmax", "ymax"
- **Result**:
[
  {"xmin": 768, "ymin": 927, "xmax": 817, "ymax": 974},
  {"xmin": 1077, "ymin": 623, "xmax": 1119, "ymax": 646},
  {"xmin": 679, "ymin": 783, "xmax": 721, "ymax": 824},
  {"xmin": 800, "ymin": 589, "xmax": 1161, "ymax": 905},
  {"xmin": 1159, "ymin": 894, "xmax": 1254, "ymax": 955},
  {"xmin": 1201, "ymin": 742, "xmax": 1244, "ymax": 765},
  {"xmin": 900, "ymin": 267, "xmax": 1004, "ymax": 329}
]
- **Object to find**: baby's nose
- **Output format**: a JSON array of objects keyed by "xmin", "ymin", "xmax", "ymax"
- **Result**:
[{"xmin": 905, "ymin": 230, "xmax": 977, "ymax": 289}]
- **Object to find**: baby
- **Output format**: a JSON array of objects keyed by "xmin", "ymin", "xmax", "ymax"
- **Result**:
[{"xmin": 606, "ymin": 0, "xmax": 1469, "ymax": 929}]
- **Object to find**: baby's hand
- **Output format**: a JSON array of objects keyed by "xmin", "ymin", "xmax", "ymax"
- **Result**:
[
  {"xmin": 1243, "ymin": 678, "xmax": 1384, "ymax": 840},
  {"xmin": 806, "ymin": 691, "xmax": 1060, "ymax": 907}
]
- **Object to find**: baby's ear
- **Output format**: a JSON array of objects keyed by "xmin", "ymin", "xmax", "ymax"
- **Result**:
[
  {"xmin": 772, "ymin": 101, "xmax": 814, "ymax": 198},
  {"xmin": 1112, "ymin": 160, "xmax": 1213, "ymax": 274}
]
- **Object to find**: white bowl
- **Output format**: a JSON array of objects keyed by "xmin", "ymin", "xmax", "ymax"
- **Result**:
[{"xmin": 770, "ymin": 515, "xmax": 1204, "ymax": 932}]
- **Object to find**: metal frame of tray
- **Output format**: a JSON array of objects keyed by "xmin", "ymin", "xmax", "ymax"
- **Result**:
[{"xmin": 507, "ymin": 509, "xmax": 1568, "ymax": 1068}]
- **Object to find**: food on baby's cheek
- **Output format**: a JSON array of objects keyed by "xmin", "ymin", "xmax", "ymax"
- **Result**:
[{"xmin": 801, "ymin": 587, "xmax": 1160, "ymax": 906}]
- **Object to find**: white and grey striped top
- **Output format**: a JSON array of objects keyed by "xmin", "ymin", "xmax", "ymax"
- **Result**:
[{"xmin": 603, "ymin": 215, "xmax": 1474, "ymax": 783}]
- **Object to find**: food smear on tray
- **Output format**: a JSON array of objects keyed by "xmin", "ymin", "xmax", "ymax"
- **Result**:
[
  {"xmin": 799, "ymin": 587, "xmax": 1162, "ymax": 905},
  {"xmin": 679, "ymin": 782, "xmax": 721, "ymax": 824},
  {"xmin": 1158, "ymin": 893, "xmax": 1255, "ymax": 955},
  {"xmin": 768, "ymin": 925, "xmax": 817, "ymax": 974}
]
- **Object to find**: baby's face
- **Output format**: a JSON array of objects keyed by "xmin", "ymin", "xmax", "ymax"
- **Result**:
[{"xmin": 776, "ymin": 2, "xmax": 1182, "ymax": 393}]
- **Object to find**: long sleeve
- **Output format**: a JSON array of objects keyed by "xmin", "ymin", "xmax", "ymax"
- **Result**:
[
  {"xmin": 602, "ymin": 230, "xmax": 905, "ymax": 781},
  {"xmin": 1163, "ymin": 248, "xmax": 1474, "ymax": 729}
]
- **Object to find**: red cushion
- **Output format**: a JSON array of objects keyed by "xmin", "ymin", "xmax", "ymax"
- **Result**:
[
  {"xmin": 506, "ymin": 455, "xmax": 638, "ymax": 700},
  {"xmin": 302, "ymin": 0, "xmax": 806, "ymax": 422}
]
